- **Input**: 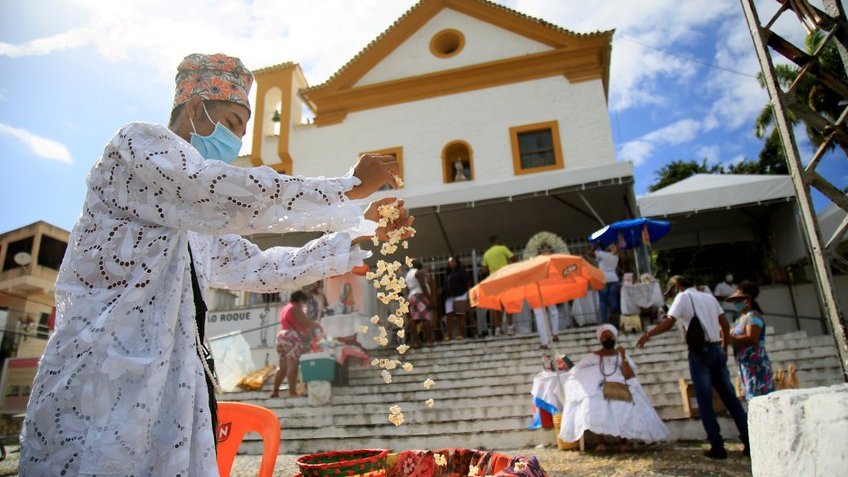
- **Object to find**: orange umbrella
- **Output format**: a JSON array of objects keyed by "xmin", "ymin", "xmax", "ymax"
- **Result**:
[{"xmin": 469, "ymin": 254, "xmax": 606, "ymax": 314}]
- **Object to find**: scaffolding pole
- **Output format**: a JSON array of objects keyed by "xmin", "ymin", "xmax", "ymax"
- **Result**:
[{"xmin": 740, "ymin": 0, "xmax": 848, "ymax": 381}]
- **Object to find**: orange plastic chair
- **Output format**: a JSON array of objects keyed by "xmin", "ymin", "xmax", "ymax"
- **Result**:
[{"xmin": 216, "ymin": 401, "xmax": 281, "ymax": 477}]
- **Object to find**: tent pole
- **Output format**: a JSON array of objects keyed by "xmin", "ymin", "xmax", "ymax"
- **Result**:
[{"xmin": 536, "ymin": 282, "xmax": 560, "ymax": 360}]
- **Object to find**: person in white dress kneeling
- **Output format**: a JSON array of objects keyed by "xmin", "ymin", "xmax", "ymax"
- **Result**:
[{"xmin": 560, "ymin": 324, "xmax": 669, "ymax": 451}]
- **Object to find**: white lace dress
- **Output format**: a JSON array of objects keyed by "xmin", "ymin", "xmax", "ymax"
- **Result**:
[
  {"xmin": 559, "ymin": 353, "xmax": 669, "ymax": 443},
  {"xmin": 20, "ymin": 122, "xmax": 375, "ymax": 476}
]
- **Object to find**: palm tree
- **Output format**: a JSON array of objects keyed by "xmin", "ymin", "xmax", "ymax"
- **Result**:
[{"xmin": 753, "ymin": 31, "xmax": 846, "ymax": 169}]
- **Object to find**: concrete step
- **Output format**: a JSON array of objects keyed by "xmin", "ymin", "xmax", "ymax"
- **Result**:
[
  {"xmin": 242, "ymin": 428, "xmax": 554, "ymax": 455},
  {"xmin": 220, "ymin": 327, "xmax": 842, "ymax": 454}
]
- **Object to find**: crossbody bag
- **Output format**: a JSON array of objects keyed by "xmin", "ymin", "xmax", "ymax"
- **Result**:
[
  {"xmin": 599, "ymin": 353, "xmax": 633, "ymax": 403},
  {"xmin": 685, "ymin": 294, "xmax": 707, "ymax": 353}
]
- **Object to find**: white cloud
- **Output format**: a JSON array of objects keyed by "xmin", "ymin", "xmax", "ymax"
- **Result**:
[
  {"xmin": 509, "ymin": 0, "xmax": 737, "ymax": 111},
  {"xmin": 643, "ymin": 119, "xmax": 701, "ymax": 145},
  {"xmin": 696, "ymin": 145, "xmax": 721, "ymax": 163},
  {"xmin": 0, "ymin": 123, "xmax": 73, "ymax": 163},
  {"xmin": 0, "ymin": 28, "xmax": 92, "ymax": 57},
  {"xmin": 618, "ymin": 140, "xmax": 654, "ymax": 166},
  {"xmin": 1, "ymin": 0, "xmax": 417, "ymax": 85},
  {"xmin": 618, "ymin": 118, "xmax": 703, "ymax": 166}
]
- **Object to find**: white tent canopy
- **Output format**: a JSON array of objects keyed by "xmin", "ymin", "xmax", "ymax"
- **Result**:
[{"xmin": 638, "ymin": 173, "xmax": 795, "ymax": 218}]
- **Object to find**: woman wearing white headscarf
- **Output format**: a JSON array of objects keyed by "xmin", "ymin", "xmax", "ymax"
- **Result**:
[{"xmin": 559, "ymin": 324, "xmax": 668, "ymax": 450}]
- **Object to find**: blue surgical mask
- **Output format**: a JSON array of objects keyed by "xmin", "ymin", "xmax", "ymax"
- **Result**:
[
  {"xmin": 189, "ymin": 103, "xmax": 242, "ymax": 163},
  {"xmin": 734, "ymin": 301, "xmax": 746, "ymax": 313}
]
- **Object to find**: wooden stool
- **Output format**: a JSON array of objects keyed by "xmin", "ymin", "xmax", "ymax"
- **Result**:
[{"xmin": 678, "ymin": 378, "xmax": 728, "ymax": 418}]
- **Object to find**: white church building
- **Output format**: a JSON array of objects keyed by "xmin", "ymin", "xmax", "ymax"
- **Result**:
[{"xmin": 239, "ymin": 0, "xmax": 636, "ymax": 261}]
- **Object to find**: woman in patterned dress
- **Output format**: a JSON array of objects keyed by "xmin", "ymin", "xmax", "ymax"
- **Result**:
[{"xmin": 726, "ymin": 281, "xmax": 775, "ymax": 399}]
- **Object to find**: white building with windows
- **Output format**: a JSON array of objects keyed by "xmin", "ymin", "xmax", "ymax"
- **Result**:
[{"xmin": 240, "ymin": 0, "xmax": 636, "ymax": 261}]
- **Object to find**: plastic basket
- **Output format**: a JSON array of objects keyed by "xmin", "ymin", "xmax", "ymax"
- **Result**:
[{"xmin": 296, "ymin": 449, "xmax": 389, "ymax": 477}]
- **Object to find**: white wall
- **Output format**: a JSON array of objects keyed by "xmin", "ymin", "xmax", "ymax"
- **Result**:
[
  {"xmin": 276, "ymin": 75, "xmax": 615, "ymax": 201},
  {"xmin": 759, "ymin": 274, "xmax": 848, "ymax": 336},
  {"xmin": 355, "ymin": 8, "xmax": 551, "ymax": 87}
]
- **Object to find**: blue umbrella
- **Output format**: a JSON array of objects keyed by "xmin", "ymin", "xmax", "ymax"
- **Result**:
[{"xmin": 588, "ymin": 218, "xmax": 671, "ymax": 250}]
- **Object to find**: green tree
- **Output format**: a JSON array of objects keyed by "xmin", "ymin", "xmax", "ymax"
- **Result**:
[
  {"xmin": 648, "ymin": 159, "xmax": 722, "ymax": 192},
  {"xmin": 754, "ymin": 31, "xmax": 847, "ymax": 164}
]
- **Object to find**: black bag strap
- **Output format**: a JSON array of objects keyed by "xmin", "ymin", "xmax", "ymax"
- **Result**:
[{"xmin": 187, "ymin": 243, "xmax": 218, "ymax": 441}]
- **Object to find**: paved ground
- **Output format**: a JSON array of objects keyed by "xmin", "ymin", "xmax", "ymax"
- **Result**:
[{"xmin": 0, "ymin": 441, "xmax": 752, "ymax": 476}]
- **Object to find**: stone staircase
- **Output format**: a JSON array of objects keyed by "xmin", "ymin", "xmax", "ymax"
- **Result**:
[{"xmin": 221, "ymin": 326, "xmax": 843, "ymax": 454}]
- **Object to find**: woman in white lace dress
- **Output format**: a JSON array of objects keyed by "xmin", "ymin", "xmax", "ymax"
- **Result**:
[
  {"xmin": 19, "ymin": 53, "xmax": 410, "ymax": 477},
  {"xmin": 560, "ymin": 324, "xmax": 669, "ymax": 450}
]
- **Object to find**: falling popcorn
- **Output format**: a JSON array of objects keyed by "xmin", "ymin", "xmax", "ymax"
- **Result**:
[
  {"xmin": 367, "ymin": 199, "xmax": 421, "ymax": 428},
  {"xmin": 468, "ymin": 464, "xmax": 480, "ymax": 477},
  {"xmin": 388, "ymin": 412, "xmax": 405, "ymax": 427},
  {"xmin": 423, "ymin": 378, "xmax": 435, "ymax": 390},
  {"xmin": 370, "ymin": 358, "xmax": 380, "ymax": 367},
  {"xmin": 425, "ymin": 398, "xmax": 434, "ymax": 408},
  {"xmin": 434, "ymin": 454, "xmax": 447, "ymax": 467},
  {"xmin": 359, "ymin": 325, "xmax": 369, "ymax": 334},
  {"xmin": 514, "ymin": 461, "xmax": 528, "ymax": 472},
  {"xmin": 405, "ymin": 256, "xmax": 414, "ymax": 267},
  {"xmin": 393, "ymin": 174, "xmax": 404, "ymax": 188}
]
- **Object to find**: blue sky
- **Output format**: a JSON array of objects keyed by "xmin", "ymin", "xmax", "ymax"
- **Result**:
[{"xmin": 1, "ymin": 0, "xmax": 846, "ymax": 233}]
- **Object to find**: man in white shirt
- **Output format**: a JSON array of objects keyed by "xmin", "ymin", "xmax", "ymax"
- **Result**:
[
  {"xmin": 714, "ymin": 273, "xmax": 738, "ymax": 320},
  {"xmin": 637, "ymin": 275, "xmax": 749, "ymax": 460},
  {"xmin": 590, "ymin": 244, "xmax": 620, "ymax": 324}
]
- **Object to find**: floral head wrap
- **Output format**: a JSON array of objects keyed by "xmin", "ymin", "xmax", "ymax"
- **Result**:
[{"xmin": 173, "ymin": 53, "xmax": 253, "ymax": 110}]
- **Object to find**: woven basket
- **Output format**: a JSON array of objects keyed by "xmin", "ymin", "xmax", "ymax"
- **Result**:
[
  {"xmin": 552, "ymin": 414, "xmax": 579, "ymax": 450},
  {"xmin": 296, "ymin": 449, "xmax": 389, "ymax": 477}
]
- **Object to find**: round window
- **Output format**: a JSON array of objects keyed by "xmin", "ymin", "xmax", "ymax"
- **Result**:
[{"xmin": 429, "ymin": 29, "xmax": 465, "ymax": 58}]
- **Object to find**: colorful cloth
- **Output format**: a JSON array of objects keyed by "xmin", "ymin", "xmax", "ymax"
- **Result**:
[
  {"xmin": 173, "ymin": 53, "xmax": 253, "ymax": 109},
  {"xmin": 731, "ymin": 312, "xmax": 775, "ymax": 399},
  {"xmin": 409, "ymin": 293, "xmax": 431, "ymax": 322},
  {"xmin": 493, "ymin": 456, "xmax": 548, "ymax": 477},
  {"xmin": 276, "ymin": 329, "xmax": 307, "ymax": 361}
]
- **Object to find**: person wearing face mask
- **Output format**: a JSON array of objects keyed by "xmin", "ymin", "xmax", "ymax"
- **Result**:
[
  {"xmin": 559, "ymin": 324, "xmax": 668, "ymax": 451},
  {"xmin": 714, "ymin": 273, "xmax": 739, "ymax": 321},
  {"xmin": 270, "ymin": 291, "xmax": 322, "ymax": 398},
  {"xmin": 19, "ymin": 53, "xmax": 412, "ymax": 477},
  {"xmin": 638, "ymin": 275, "xmax": 749, "ymax": 460},
  {"xmin": 725, "ymin": 281, "xmax": 775, "ymax": 400}
]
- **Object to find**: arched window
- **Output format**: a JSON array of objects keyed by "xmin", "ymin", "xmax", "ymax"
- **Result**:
[
  {"xmin": 442, "ymin": 141, "xmax": 474, "ymax": 184},
  {"xmin": 263, "ymin": 87, "xmax": 282, "ymax": 136}
]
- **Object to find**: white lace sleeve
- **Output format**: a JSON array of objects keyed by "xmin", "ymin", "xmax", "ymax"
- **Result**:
[
  {"xmin": 93, "ymin": 122, "xmax": 369, "ymax": 235},
  {"xmin": 208, "ymin": 233, "xmax": 371, "ymax": 293}
]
